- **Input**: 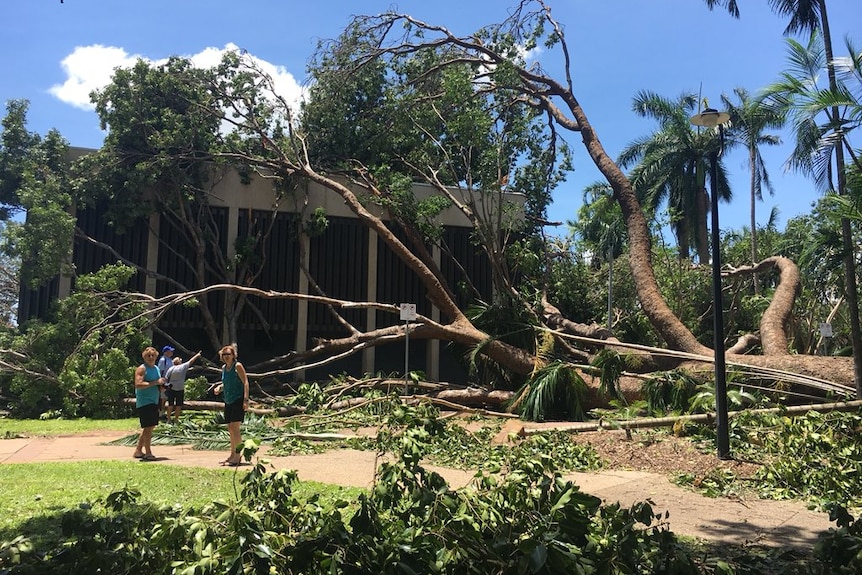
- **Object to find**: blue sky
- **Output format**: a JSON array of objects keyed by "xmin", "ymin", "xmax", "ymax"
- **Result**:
[{"xmin": 2, "ymin": 0, "xmax": 860, "ymax": 236}]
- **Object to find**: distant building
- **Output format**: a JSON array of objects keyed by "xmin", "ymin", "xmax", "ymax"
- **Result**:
[{"xmin": 19, "ymin": 147, "xmax": 524, "ymax": 383}]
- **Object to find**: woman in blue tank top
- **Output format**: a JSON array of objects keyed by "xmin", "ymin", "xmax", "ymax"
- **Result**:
[
  {"xmin": 133, "ymin": 346, "xmax": 165, "ymax": 461},
  {"xmin": 215, "ymin": 344, "xmax": 249, "ymax": 466}
]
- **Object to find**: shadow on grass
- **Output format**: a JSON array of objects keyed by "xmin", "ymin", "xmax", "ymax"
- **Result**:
[{"xmin": 0, "ymin": 507, "xmax": 72, "ymax": 549}]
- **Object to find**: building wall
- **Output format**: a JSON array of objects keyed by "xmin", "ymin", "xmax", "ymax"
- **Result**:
[{"xmin": 18, "ymin": 157, "xmax": 523, "ymax": 384}]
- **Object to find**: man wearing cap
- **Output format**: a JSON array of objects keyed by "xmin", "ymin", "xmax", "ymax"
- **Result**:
[
  {"xmin": 164, "ymin": 351, "xmax": 202, "ymax": 424},
  {"xmin": 156, "ymin": 346, "xmax": 174, "ymax": 420},
  {"xmin": 157, "ymin": 346, "xmax": 175, "ymax": 377}
]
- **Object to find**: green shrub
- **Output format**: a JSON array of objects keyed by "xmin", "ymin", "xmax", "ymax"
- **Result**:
[
  {"xmin": 59, "ymin": 348, "xmax": 132, "ymax": 418},
  {"xmin": 182, "ymin": 375, "xmax": 210, "ymax": 401},
  {"xmin": 813, "ymin": 505, "xmax": 862, "ymax": 574},
  {"xmin": 0, "ymin": 407, "xmax": 698, "ymax": 574},
  {"xmin": 739, "ymin": 409, "xmax": 862, "ymax": 509}
]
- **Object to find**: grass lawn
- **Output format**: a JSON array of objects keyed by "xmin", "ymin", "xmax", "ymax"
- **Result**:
[
  {"xmin": 0, "ymin": 418, "xmax": 362, "ymax": 546},
  {"xmin": 1, "ymin": 417, "xmax": 140, "ymax": 437},
  {"xmin": 1, "ymin": 460, "xmax": 360, "ymax": 545}
]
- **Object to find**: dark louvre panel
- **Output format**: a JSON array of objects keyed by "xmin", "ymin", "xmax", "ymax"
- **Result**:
[
  {"xmin": 73, "ymin": 204, "xmax": 149, "ymax": 292},
  {"xmin": 307, "ymin": 217, "xmax": 368, "ymax": 334},
  {"xmin": 157, "ymin": 207, "xmax": 228, "ymax": 328},
  {"xmin": 19, "ymin": 203, "xmax": 151, "ymax": 323},
  {"xmin": 17, "ymin": 277, "xmax": 59, "ymax": 324},
  {"xmin": 440, "ymin": 226, "xmax": 493, "ymax": 309},
  {"xmin": 237, "ymin": 210, "xmax": 300, "ymax": 330},
  {"xmin": 375, "ymin": 224, "xmax": 429, "ymax": 328}
]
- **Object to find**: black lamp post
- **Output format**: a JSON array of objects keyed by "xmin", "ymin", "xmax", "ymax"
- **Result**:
[{"xmin": 690, "ymin": 107, "xmax": 731, "ymax": 460}]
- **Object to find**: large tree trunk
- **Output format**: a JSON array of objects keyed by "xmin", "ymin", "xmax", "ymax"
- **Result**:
[
  {"xmin": 725, "ymin": 256, "xmax": 799, "ymax": 355},
  {"xmin": 560, "ymin": 100, "xmax": 711, "ymax": 357}
]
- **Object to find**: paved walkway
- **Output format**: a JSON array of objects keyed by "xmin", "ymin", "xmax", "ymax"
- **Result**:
[{"xmin": 0, "ymin": 431, "xmax": 834, "ymax": 548}]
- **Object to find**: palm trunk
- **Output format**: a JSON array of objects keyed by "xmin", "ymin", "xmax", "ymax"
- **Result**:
[
  {"xmin": 561, "ymin": 94, "xmax": 710, "ymax": 356},
  {"xmin": 749, "ymin": 145, "xmax": 760, "ymax": 295},
  {"xmin": 820, "ymin": 0, "xmax": 862, "ymax": 397},
  {"xmin": 696, "ymin": 186, "xmax": 710, "ymax": 265}
]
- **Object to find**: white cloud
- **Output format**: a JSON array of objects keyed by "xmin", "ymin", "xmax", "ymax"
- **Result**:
[
  {"xmin": 518, "ymin": 44, "xmax": 543, "ymax": 62},
  {"xmin": 49, "ymin": 45, "xmax": 141, "ymax": 110},
  {"xmin": 49, "ymin": 43, "xmax": 304, "ymax": 113}
]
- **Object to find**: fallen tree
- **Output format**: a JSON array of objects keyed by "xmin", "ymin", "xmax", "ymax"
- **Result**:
[{"xmin": 2, "ymin": 1, "xmax": 856, "ymax": 421}]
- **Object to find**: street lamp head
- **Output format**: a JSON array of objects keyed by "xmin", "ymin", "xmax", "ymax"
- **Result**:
[{"xmin": 690, "ymin": 108, "xmax": 730, "ymax": 128}]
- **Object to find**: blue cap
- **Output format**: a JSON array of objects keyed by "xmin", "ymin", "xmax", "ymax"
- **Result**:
[{"xmin": 162, "ymin": 345, "xmax": 175, "ymax": 352}]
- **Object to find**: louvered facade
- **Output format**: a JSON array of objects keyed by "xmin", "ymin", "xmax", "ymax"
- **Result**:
[{"xmin": 18, "ymin": 154, "xmax": 523, "ymax": 384}]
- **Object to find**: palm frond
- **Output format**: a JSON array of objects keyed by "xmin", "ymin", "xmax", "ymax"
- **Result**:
[
  {"xmin": 591, "ymin": 349, "xmax": 625, "ymax": 401},
  {"xmin": 640, "ymin": 370, "xmax": 699, "ymax": 414},
  {"xmin": 514, "ymin": 360, "xmax": 587, "ymax": 422}
]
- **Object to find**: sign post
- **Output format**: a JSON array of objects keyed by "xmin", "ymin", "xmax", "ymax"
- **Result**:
[
  {"xmin": 819, "ymin": 322, "xmax": 833, "ymax": 355},
  {"xmin": 400, "ymin": 303, "xmax": 417, "ymax": 394}
]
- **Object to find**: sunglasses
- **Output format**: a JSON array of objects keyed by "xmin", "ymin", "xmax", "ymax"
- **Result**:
[{"xmin": 220, "ymin": 352, "xmax": 234, "ymax": 356}]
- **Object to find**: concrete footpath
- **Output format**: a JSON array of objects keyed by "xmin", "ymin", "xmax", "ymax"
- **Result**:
[{"xmin": 0, "ymin": 432, "xmax": 835, "ymax": 548}]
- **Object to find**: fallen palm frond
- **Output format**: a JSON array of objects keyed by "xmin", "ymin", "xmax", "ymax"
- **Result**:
[
  {"xmin": 591, "ymin": 348, "xmax": 625, "ymax": 400},
  {"xmin": 514, "ymin": 360, "xmax": 588, "ymax": 422}
]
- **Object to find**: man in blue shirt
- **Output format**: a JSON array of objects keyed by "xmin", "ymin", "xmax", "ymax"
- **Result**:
[
  {"xmin": 156, "ymin": 346, "xmax": 174, "ymax": 420},
  {"xmin": 157, "ymin": 346, "xmax": 174, "ymax": 376}
]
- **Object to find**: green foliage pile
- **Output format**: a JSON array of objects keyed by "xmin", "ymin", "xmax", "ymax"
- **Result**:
[
  {"xmin": 344, "ymin": 404, "xmax": 603, "ymax": 474},
  {"xmin": 670, "ymin": 407, "xmax": 862, "ymax": 530},
  {"xmin": 106, "ymin": 412, "xmax": 282, "ymax": 452},
  {"xmin": 0, "ymin": 406, "xmax": 698, "ymax": 575},
  {"xmin": 8, "ymin": 405, "xmax": 862, "ymax": 572},
  {"xmin": 129, "ymin": 400, "xmax": 604, "ymax": 474},
  {"xmin": 734, "ymin": 409, "xmax": 862, "ymax": 510}
]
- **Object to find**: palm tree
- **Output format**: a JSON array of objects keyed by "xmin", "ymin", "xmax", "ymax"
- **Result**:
[
  {"xmin": 573, "ymin": 182, "xmax": 627, "ymax": 263},
  {"xmin": 720, "ymin": 87, "xmax": 784, "ymax": 294},
  {"xmin": 706, "ymin": 0, "xmax": 862, "ymax": 397},
  {"xmin": 761, "ymin": 32, "xmax": 862, "ymax": 395},
  {"xmin": 619, "ymin": 90, "xmax": 732, "ymax": 263}
]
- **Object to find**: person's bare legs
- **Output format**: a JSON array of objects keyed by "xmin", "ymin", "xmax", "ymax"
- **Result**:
[
  {"xmin": 227, "ymin": 421, "xmax": 242, "ymax": 464},
  {"xmin": 165, "ymin": 404, "xmax": 175, "ymax": 423},
  {"xmin": 134, "ymin": 426, "xmax": 155, "ymax": 458}
]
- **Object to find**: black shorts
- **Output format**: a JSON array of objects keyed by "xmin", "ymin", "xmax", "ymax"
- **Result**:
[
  {"xmin": 137, "ymin": 403, "xmax": 159, "ymax": 428},
  {"xmin": 224, "ymin": 399, "xmax": 246, "ymax": 424},
  {"xmin": 166, "ymin": 389, "xmax": 184, "ymax": 406}
]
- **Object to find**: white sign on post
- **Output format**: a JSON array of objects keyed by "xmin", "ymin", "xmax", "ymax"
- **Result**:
[
  {"xmin": 400, "ymin": 303, "xmax": 417, "ymax": 321},
  {"xmin": 819, "ymin": 322, "xmax": 833, "ymax": 338},
  {"xmin": 400, "ymin": 303, "xmax": 416, "ymax": 394}
]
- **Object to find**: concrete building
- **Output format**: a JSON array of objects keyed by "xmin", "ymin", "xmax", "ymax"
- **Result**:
[{"xmin": 19, "ymin": 148, "xmax": 524, "ymax": 384}]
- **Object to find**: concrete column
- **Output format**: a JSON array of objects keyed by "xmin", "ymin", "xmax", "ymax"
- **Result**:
[
  {"xmin": 223, "ymin": 206, "xmax": 239, "ymax": 337},
  {"xmin": 57, "ymin": 207, "xmax": 75, "ymax": 300},
  {"xmin": 142, "ymin": 212, "xmax": 161, "ymax": 342},
  {"xmin": 57, "ymin": 273, "xmax": 72, "ymax": 300},
  {"xmin": 294, "ymin": 231, "xmax": 310, "ymax": 381},
  {"xmin": 225, "ymin": 207, "xmax": 239, "ymax": 268},
  {"xmin": 428, "ymin": 243, "xmax": 441, "ymax": 381},
  {"xmin": 363, "ymin": 229, "xmax": 378, "ymax": 375},
  {"xmin": 145, "ymin": 212, "xmax": 160, "ymax": 296}
]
